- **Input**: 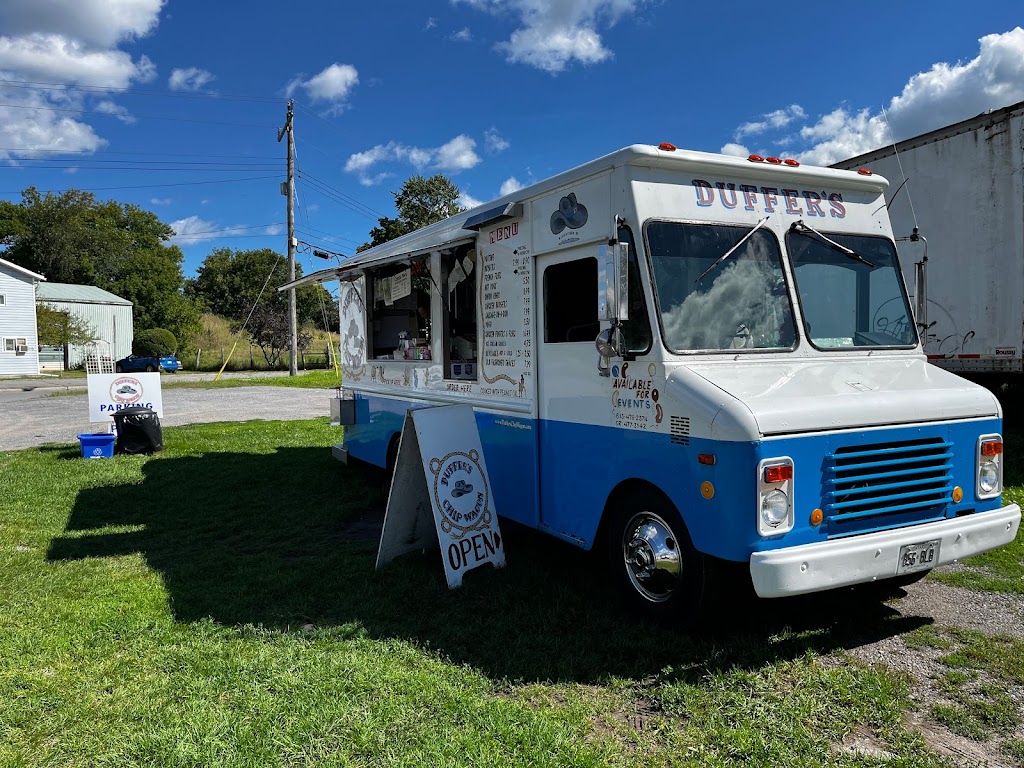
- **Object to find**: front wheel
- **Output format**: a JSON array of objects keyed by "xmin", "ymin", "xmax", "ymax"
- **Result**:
[
  {"xmin": 608, "ymin": 490, "xmax": 709, "ymax": 627},
  {"xmin": 145, "ymin": 364, "xmax": 156, "ymax": 372}
]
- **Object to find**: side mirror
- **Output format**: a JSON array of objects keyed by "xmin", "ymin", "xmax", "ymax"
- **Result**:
[
  {"xmin": 595, "ymin": 328, "xmax": 618, "ymax": 358},
  {"xmin": 597, "ymin": 242, "xmax": 629, "ymax": 323}
]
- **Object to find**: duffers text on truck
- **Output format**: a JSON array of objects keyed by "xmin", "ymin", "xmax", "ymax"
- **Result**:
[{"xmin": 288, "ymin": 143, "xmax": 1021, "ymax": 625}]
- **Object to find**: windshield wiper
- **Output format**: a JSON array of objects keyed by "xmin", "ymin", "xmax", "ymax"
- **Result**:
[
  {"xmin": 790, "ymin": 219, "xmax": 874, "ymax": 267},
  {"xmin": 695, "ymin": 216, "xmax": 769, "ymax": 284}
]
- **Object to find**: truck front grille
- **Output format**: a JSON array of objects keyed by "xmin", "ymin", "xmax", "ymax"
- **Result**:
[{"xmin": 822, "ymin": 436, "xmax": 952, "ymax": 535}]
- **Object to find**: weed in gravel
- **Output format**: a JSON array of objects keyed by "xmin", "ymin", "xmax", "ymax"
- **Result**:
[{"xmin": 1002, "ymin": 737, "xmax": 1024, "ymax": 761}]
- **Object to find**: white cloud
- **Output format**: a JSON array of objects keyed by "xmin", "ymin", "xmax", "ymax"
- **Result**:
[
  {"xmin": 150, "ymin": 197, "xmax": 172, "ymax": 205},
  {"xmin": 435, "ymin": 135, "xmax": 480, "ymax": 171},
  {"xmin": 0, "ymin": 1, "xmax": 163, "ymax": 161},
  {"xmin": 499, "ymin": 176, "xmax": 524, "ymax": 196},
  {"xmin": 485, "ymin": 127, "xmax": 509, "ymax": 152},
  {"xmin": 169, "ymin": 67, "xmax": 214, "ymax": 92},
  {"xmin": 724, "ymin": 27, "xmax": 1024, "ymax": 166},
  {"xmin": 0, "ymin": 0, "xmax": 164, "ymax": 49},
  {"xmin": 425, "ymin": 17, "xmax": 437, "ymax": 30},
  {"xmin": 345, "ymin": 134, "xmax": 481, "ymax": 184},
  {"xmin": 169, "ymin": 216, "xmax": 254, "ymax": 245},
  {"xmin": 459, "ymin": 192, "xmax": 485, "ymax": 209},
  {"xmin": 735, "ymin": 104, "xmax": 805, "ymax": 138},
  {"xmin": 0, "ymin": 89, "xmax": 106, "ymax": 161},
  {"xmin": 0, "ymin": 35, "xmax": 154, "ymax": 88},
  {"xmin": 451, "ymin": 27, "xmax": 472, "ymax": 42},
  {"xmin": 719, "ymin": 143, "xmax": 749, "ymax": 158},
  {"xmin": 94, "ymin": 99, "xmax": 135, "ymax": 124},
  {"xmin": 288, "ymin": 63, "xmax": 359, "ymax": 115},
  {"xmin": 265, "ymin": 224, "xmax": 285, "ymax": 236},
  {"xmin": 454, "ymin": 0, "xmax": 649, "ymax": 73}
]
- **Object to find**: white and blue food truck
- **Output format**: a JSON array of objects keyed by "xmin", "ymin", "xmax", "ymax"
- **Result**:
[{"xmin": 289, "ymin": 144, "xmax": 1020, "ymax": 623}]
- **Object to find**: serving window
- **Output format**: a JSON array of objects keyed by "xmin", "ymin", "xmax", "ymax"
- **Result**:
[
  {"xmin": 442, "ymin": 245, "xmax": 478, "ymax": 380},
  {"xmin": 368, "ymin": 258, "xmax": 432, "ymax": 360}
]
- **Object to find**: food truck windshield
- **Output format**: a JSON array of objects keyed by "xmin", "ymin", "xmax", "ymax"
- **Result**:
[{"xmin": 646, "ymin": 220, "xmax": 918, "ymax": 354}]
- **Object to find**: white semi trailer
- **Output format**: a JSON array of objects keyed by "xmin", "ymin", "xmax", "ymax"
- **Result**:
[{"xmin": 834, "ymin": 101, "xmax": 1024, "ymax": 376}]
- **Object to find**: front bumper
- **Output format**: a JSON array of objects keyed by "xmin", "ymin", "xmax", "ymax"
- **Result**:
[{"xmin": 750, "ymin": 504, "xmax": 1021, "ymax": 598}]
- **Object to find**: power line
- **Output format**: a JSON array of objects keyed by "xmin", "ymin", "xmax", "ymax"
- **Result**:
[
  {"xmin": 298, "ymin": 173, "xmax": 381, "ymax": 220},
  {"xmin": 295, "ymin": 228, "xmax": 363, "ymax": 249},
  {"xmin": 171, "ymin": 223, "xmax": 284, "ymax": 237},
  {"xmin": 0, "ymin": 147, "xmax": 282, "ymax": 160},
  {"xmin": 0, "ymin": 101, "xmax": 275, "ymax": 129},
  {"xmin": 0, "ymin": 174, "xmax": 283, "ymax": 195},
  {"xmin": 5, "ymin": 157, "xmax": 279, "ymax": 167},
  {"xmin": 0, "ymin": 165, "xmax": 279, "ymax": 172},
  {"xmin": 298, "ymin": 170, "xmax": 386, "ymax": 217},
  {"xmin": 0, "ymin": 78, "xmax": 281, "ymax": 104},
  {"xmin": 296, "ymin": 223, "xmax": 363, "ymax": 247}
]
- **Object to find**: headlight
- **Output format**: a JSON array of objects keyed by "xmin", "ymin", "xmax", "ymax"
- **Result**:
[
  {"xmin": 757, "ymin": 457, "xmax": 794, "ymax": 536},
  {"xmin": 761, "ymin": 490, "xmax": 789, "ymax": 527},
  {"xmin": 976, "ymin": 435, "xmax": 1003, "ymax": 500},
  {"xmin": 979, "ymin": 460, "xmax": 999, "ymax": 494}
]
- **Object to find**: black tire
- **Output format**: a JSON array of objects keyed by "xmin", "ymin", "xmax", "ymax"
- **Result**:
[
  {"xmin": 115, "ymin": 365, "xmax": 123, "ymax": 373},
  {"xmin": 607, "ymin": 488, "xmax": 709, "ymax": 627},
  {"xmin": 145, "ymin": 364, "xmax": 156, "ymax": 372}
]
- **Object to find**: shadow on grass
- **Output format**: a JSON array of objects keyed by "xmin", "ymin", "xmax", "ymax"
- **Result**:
[{"xmin": 47, "ymin": 446, "xmax": 930, "ymax": 683}]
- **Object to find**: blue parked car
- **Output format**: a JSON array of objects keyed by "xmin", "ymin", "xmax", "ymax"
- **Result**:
[{"xmin": 115, "ymin": 354, "xmax": 181, "ymax": 373}]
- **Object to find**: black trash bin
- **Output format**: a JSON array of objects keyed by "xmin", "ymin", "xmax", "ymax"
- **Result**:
[{"xmin": 112, "ymin": 406, "xmax": 163, "ymax": 455}]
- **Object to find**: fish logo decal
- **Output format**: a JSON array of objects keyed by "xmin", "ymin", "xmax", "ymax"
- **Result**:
[{"xmin": 550, "ymin": 192, "xmax": 588, "ymax": 234}]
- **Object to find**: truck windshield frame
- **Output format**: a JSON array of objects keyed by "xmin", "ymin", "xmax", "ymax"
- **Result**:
[
  {"xmin": 644, "ymin": 219, "xmax": 797, "ymax": 354},
  {"xmin": 785, "ymin": 230, "xmax": 919, "ymax": 351}
]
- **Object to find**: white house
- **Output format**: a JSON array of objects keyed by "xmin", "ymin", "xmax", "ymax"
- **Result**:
[{"xmin": 0, "ymin": 257, "xmax": 45, "ymax": 376}]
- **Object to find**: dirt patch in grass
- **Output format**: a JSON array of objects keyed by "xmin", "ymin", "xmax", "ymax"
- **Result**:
[{"xmin": 833, "ymin": 577, "xmax": 1024, "ymax": 766}]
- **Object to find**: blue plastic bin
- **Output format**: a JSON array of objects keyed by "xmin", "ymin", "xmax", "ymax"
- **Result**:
[{"xmin": 78, "ymin": 433, "xmax": 115, "ymax": 459}]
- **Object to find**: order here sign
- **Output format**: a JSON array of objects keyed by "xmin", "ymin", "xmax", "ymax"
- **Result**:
[{"xmin": 87, "ymin": 373, "xmax": 164, "ymax": 423}]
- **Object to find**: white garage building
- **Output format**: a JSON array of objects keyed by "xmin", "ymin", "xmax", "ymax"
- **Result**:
[{"xmin": 36, "ymin": 283, "xmax": 133, "ymax": 369}]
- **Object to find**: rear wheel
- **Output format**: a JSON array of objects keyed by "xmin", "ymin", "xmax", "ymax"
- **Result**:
[
  {"xmin": 115, "ymin": 364, "xmax": 124, "ymax": 373},
  {"xmin": 145, "ymin": 364, "xmax": 156, "ymax": 372},
  {"xmin": 608, "ymin": 489, "xmax": 708, "ymax": 627}
]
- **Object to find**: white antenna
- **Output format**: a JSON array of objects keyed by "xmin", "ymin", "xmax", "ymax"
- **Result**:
[{"xmin": 881, "ymin": 105, "xmax": 919, "ymax": 230}]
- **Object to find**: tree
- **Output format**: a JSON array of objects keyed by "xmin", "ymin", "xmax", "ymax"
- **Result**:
[
  {"xmin": 359, "ymin": 174, "xmax": 464, "ymax": 251},
  {"xmin": 35, "ymin": 304, "xmax": 95, "ymax": 371},
  {"xmin": 188, "ymin": 248, "xmax": 337, "ymax": 366},
  {"xmin": 133, "ymin": 329, "xmax": 177, "ymax": 357},
  {"xmin": 0, "ymin": 187, "xmax": 201, "ymax": 345}
]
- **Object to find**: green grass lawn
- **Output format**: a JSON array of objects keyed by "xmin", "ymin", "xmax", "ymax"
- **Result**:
[{"xmin": 1, "ymin": 419, "xmax": 1020, "ymax": 766}]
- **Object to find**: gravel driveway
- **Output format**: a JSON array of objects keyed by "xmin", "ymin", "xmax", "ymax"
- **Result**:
[{"xmin": 0, "ymin": 386, "xmax": 329, "ymax": 451}]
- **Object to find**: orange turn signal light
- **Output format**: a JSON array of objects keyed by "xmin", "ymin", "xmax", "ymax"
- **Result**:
[
  {"xmin": 698, "ymin": 453, "xmax": 717, "ymax": 466},
  {"xmin": 810, "ymin": 509, "xmax": 824, "ymax": 526},
  {"xmin": 764, "ymin": 465, "xmax": 793, "ymax": 483},
  {"xmin": 981, "ymin": 441, "xmax": 1003, "ymax": 456}
]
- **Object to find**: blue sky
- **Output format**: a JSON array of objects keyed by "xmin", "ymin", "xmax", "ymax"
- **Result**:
[{"xmin": 1, "ymin": 1, "xmax": 1022, "ymax": 278}]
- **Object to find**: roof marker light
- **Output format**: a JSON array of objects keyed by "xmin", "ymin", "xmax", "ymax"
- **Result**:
[
  {"xmin": 659, "ymin": 142, "xmax": 677, "ymax": 151},
  {"xmin": 748, "ymin": 154, "xmax": 764, "ymax": 162},
  {"xmin": 766, "ymin": 156, "xmax": 782, "ymax": 164},
  {"xmin": 784, "ymin": 159, "xmax": 800, "ymax": 167},
  {"xmin": 858, "ymin": 168, "xmax": 874, "ymax": 175}
]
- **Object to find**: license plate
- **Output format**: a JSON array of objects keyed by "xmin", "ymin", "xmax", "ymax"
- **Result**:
[{"xmin": 896, "ymin": 539, "xmax": 940, "ymax": 574}]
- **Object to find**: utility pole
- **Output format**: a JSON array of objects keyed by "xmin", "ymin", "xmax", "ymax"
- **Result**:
[{"xmin": 277, "ymin": 100, "xmax": 298, "ymax": 376}]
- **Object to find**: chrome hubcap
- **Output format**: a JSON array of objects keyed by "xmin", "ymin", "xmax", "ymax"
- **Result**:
[{"xmin": 622, "ymin": 511, "xmax": 682, "ymax": 603}]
